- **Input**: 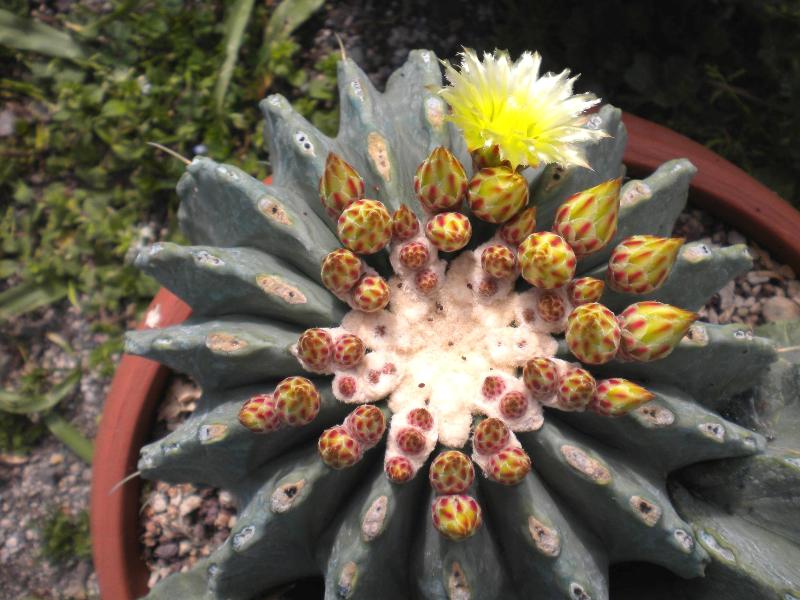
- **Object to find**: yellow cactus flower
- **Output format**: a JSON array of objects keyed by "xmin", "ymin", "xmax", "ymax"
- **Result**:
[{"xmin": 440, "ymin": 48, "xmax": 608, "ymax": 170}]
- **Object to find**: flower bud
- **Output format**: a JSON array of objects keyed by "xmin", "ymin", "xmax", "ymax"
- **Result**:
[
  {"xmin": 470, "ymin": 144, "xmax": 510, "ymax": 170},
  {"xmin": 553, "ymin": 178, "xmax": 621, "ymax": 256},
  {"xmin": 431, "ymin": 494, "xmax": 482, "ymax": 541},
  {"xmin": 522, "ymin": 358, "xmax": 559, "ymax": 399},
  {"xmin": 319, "ymin": 153, "xmax": 365, "ymax": 218},
  {"xmin": 618, "ymin": 301, "xmax": 698, "ymax": 362},
  {"xmin": 274, "ymin": 376, "xmax": 321, "ymax": 426},
  {"xmin": 429, "ymin": 450, "xmax": 475, "ymax": 494},
  {"xmin": 425, "ymin": 212, "xmax": 472, "ymax": 252},
  {"xmin": 481, "ymin": 245, "xmax": 516, "ymax": 279},
  {"xmin": 556, "ymin": 367, "xmax": 596, "ymax": 411},
  {"xmin": 568, "ymin": 277, "xmax": 604, "ymax": 305},
  {"xmin": 297, "ymin": 328, "xmax": 333, "ymax": 370},
  {"xmin": 414, "ymin": 146, "xmax": 468, "ymax": 212},
  {"xmin": 591, "ymin": 378, "xmax": 655, "ymax": 416},
  {"xmin": 486, "ymin": 446, "xmax": 531, "ymax": 485},
  {"xmin": 499, "ymin": 207, "xmax": 536, "ymax": 246},
  {"xmin": 320, "ymin": 248, "xmax": 362, "ymax": 295},
  {"xmin": 565, "ymin": 303, "xmax": 621, "ymax": 365},
  {"xmin": 518, "ymin": 232, "xmax": 576, "ymax": 289},
  {"xmin": 352, "ymin": 275, "xmax": 390, "ymax": 312},
  {"xmin": 238, "ymin": 394, "xmax": 281, "ymax": 433},
  {"xmin": 467, "ymin": 167, "xmax": 528, "ymax": 224},
  {"xmin": 318, "ymin": 426, "xmax": 362, "ymax": 469},
  {"xmin": 337, "ymin": 199, "xmax": 393, "ymax": 255},
  {"xmin": 392, "ymin": 204, "xmax": 420, "ymax": 240},
  {"xmin": 607, "ymin": 236, "xmax": 684, "ymax": 294}
]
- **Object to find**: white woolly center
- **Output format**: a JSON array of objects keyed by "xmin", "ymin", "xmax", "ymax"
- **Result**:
[{"xmin": 341, "ymin": 251, "xmax": 558, "ymax": 447}]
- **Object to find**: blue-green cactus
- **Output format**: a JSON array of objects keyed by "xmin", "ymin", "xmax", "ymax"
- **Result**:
[{"xmin": 127, "ymin": 49, "xmax": 800, "ymax": 599}]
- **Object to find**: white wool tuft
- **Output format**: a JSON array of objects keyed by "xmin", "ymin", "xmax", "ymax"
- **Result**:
[{"xmin": 338, "ymin": 251, "xmax": 558, "ymax": 448}]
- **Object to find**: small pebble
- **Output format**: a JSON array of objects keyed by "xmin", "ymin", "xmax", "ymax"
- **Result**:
[
  {"xmin": 178, "ymin": 495, "xmax": 202, "ymax": 517},
  {"xmin": 762, "ymin": 296, "xmax": 800, "ymax": 322}
]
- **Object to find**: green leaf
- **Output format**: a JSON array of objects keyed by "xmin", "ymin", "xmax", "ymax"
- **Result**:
[
  {"xmin": 263, "ymin": 0, "xmax": 325, "ymax": 42},
  {"xmin": 0, "ymin": 9, "xmax": 87, "ymax": 60},
  {"xmin": 0, "ymin": 280, "xmax": 67, "ymax": 321},
  {"xmin": 0, "ymin": 369, "xmax": 81, "ymax": 415},
  {"xmin": 100, "ymin": 99, "xmax": 130, "ymax": 118},
  {"xmin": 43, "ymin": 412, "xmax": 94, "ymax": 463},
  {"xmin": 213, "ymin": 0, "xmax": 255, "ymax": 113}
]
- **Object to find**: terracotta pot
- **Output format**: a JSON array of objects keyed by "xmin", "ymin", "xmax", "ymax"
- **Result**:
[{"xmin": 90, "ymin": 116, "xmax": 800, "ymax": 599}]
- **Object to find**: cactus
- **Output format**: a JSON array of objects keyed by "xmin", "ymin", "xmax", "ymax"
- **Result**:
[{"xmin": 129, "ymin": 48, "xmax": 800, "ymax": 600}]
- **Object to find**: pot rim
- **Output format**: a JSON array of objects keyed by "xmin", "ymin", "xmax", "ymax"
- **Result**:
[{"xmin": 90, "ymin": 114, "xmax": 800, "ymax": 600}]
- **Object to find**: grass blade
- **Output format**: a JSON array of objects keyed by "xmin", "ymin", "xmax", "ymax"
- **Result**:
[
  {"xmin": 264, "ymin": 0, "xmax": 325, "ymax": 42},
  {"xmin": 0, "ymin": 369, "xmax": 81, "ymax": 415},
  {"xmin": 0, "ymin": 280, "xmax": 67, "ymax": 321},
  {"xmin": 43, "ymin": 412, "xmax": 94, "ymax": 463},
  {"xmin": 0, "ymin": 8, "xmax": 87, "ymax": 60},
  {"xmin": 213, "ymin": 0, "xmax": 256, "ymax": 113}
]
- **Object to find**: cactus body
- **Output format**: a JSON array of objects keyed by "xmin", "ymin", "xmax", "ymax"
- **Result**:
[{"xmin": 131, "ymin": 50, "xmax": 799, "ymax": 600}]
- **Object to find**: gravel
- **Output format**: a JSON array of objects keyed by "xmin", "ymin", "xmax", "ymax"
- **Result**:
[{"xmin": 0, "ymin": 303, "xmax": 114, "ymax": 599}]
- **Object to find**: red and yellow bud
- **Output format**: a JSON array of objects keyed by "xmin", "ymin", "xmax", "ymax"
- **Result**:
[
  {"xmin": 591, "ymin": 378, "xmax": 655, "ymax": 416},
  {"xmin": 407, "ymin": 407, "xmax": 434, "ymax": 431},
  {"xmin": 345, "ymin": 404, "xmax": 386, "ymax": 446},
  {"xmin": 415, "ymin": 269, "xmax": 439, "ymax": 295},
  {"xmin": 318, "ymin": 425, "xmax": 362, "ymax": 469},
  {"xmin": 297, "ymin": 328, "xmax": 333, "ymax": 370},
  {"xmin": 565, "ymin": 302, "xmax": 621, "ymax": 365},
  {"xmin": 467, "ymin": 167, "xmax": 528, "ymax": 224},
  {"xmin": 319, "ymin": 153, "xmax": 365, "ymax": 218},
  {"xmin": 392, "ymin": 204, "xmax": 420, "ymax": 241},
  {"xmin": 472, "ymin": 418, "xmax": 510, "ymax": 455},
  {"xmin": 385, "ymin": 455, "xmax": 414, "ymax": 483},
  {"xmin": 274, "ymin": 376, "xmax": 321, "ymax": 426},
  {"xmin": 352, "ymin": 275, "xmax": 390, "ymax": 312},
  {"xmin": 431, "ymin": 494, "xmax": 482, "ymax": 541},
  {"xmin": 518, "ymin": 232, "xmax": 576, "ymax": 289},
  {"xmin": 522, "ymin": 358, "xmax": 559, "ymax": 399},
  {"xmin": 556, "ymin": 367, "xmax": 597, "ymax": 411},
  {"xmin": 481, "ymin": 245, "xmax": 516, "ymax": 279},
  {"xmin": 618, "ymin": 301, "xmax": 698, "ymax": 362},
  {"xmin": 481, "ymin": 375, "xmax": 506, "ymax": 399},
  {"xmin": 396, "ymin": 427, "xmax": 427, "ymax": 455},
  {"xmin": 414, "ymin": 146, "xmax": 468, "ymax": 212},
  {"xmin": 499, "ymin": 391, "xmax": 529, "ymax": 419},
  {"xmin": 320, "ymin": 248, "xmax": 363, "ymax": 295},
  {"xmin": 238, "ymin": 394, "xmax": 281, "ymax": 433},
  {"xmin": 568, "ymin": 277, "xmax": 605, "ymax": 305},
  {"xmin": 429, "ymin": 450, "xmax": 475, "ymax": 494},
  {"xmin": 425, "ymin": 212, "xmax": 472, "ymax": 252},
  {"xmin": 607, "ymin": 235, "xmax": 684, "ymax": 294},
  {"xmin": 337, "ymin": 199, "xmax": 393, "ymax": 255},
  {"xmin": 398, "ymin": 241, "xmax": 430, "ymax": 270},
  {"xmin": 337, "ymin": 375, "xmax": 357, "ymax": 399},
  {"xmin": 553, "ymin": 178, "xmax": 621, "ymax": 256},
  {"xmin": 332, "ymin": 333, "xmax": 365, "ymax": 368},
  {"xmin": 537, "ymin": 291, "xmax": 567, "ymax": 322},
  {"xmin": 499, "ymin": 206, "xmax": 536, "ymax": 246},
  {"xmin": 470, "ymin": 144, "xmax": 510, "ymax": 171},
  {"xmin": 486, "ymin": 446, "xmax": 531, "ymax": 485}
]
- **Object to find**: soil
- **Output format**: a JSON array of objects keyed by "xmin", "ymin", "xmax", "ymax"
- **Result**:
[{"xmin": 0, "ymin": 305, "xmax": 110, "ymax": 599}]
